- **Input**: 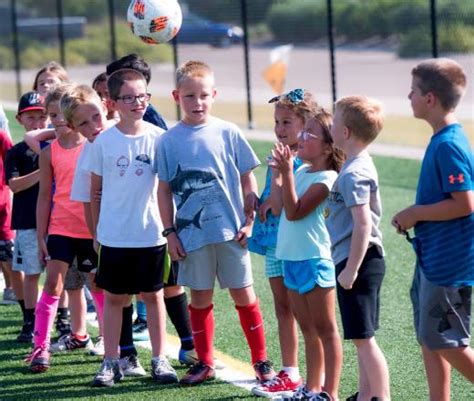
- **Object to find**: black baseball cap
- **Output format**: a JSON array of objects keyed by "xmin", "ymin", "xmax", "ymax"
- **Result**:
[{"xmin": 17, "ymin": 91, "xmax": 45, "ymax": 115}]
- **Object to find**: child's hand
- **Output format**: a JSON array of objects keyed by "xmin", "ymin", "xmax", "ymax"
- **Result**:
[
  {"xmin": 93, "ymin": 189, "xmax": 102, "ymax": 202},
  {"xmin": 234, "ymin": 224, "xmax": 252, "ymax": 248},
  {"xmin": 270, "ymin": 142, "xmax": 293, "ymax": 174},
  {"xmin": 244, "ymin": 191, "xmax": 259, "ymax": 217},
  {"xmin": 38, "ymin": 238, "xmax": 50, "ymax": 265},
  {"xmin": 167, "ymin": 233, "xmax": 187, "ymax": 261},
  {"xmin": 392, "ymin": 206, "xmax": 418, "ymax": 232},
  {"xmin": 337, "ymin": 268, "xmax": 358, "ymax": 290},
  {"xmin": 258, "ymin": 198, "xmax": 272, "ymax": 222}
]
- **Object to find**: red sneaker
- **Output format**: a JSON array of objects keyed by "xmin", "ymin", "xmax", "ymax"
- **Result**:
[
  {"xmin": 252, "ymin": 370, "xmax": 302, "ymax": 398},
  {"xmin": 253, "ymin": 359, "xmax": 276, "ymax": 383},
  {"xmin": 25, "ymin": 345, "xmax": 50, "ymax": 373},
  {"xmin": 179, "ymin": 361, "xmax": 215, "ymax": 386}
]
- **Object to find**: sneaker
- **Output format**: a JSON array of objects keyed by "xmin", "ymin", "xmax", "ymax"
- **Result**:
[
  {"xmin": 346, "ymin": 392, "xmax": 358, "ymax": 401},
  {"xmin": 178, "ymin": 348, "xmax": 225, "ymax": 369},
  {"xmin": 16, "ymin": 323, "xmax": 34, "ymax": 343},
  {"xmin": 178, "ymin": 348, "xmax": 199, "ymax": 366},
  {"xmin": 132, "ymin": 318, "xmax": 149, "ymax": 341},
  {"xmin": 91, "ymin": 359, "xmax": 124, "ymax": 387},
  {"xmin": 119, "ymin": 354, "xmax": 146, "ymax": 376},
  {"xmin": 252, "ymin": 370, "xmax": 303, "ymax": 398},
  {"xmin": 49, "ymin": 334, "xmax": 93, "ymax": 353},
  {"xmin": 314, "ymin": 392, "xmax": 333, "ymax": 401},
  {"xmin": 89, "ymin": 336, "xmax": 105, "ymax": 356},
  {"xmin": 25, "ymin": 345, "xmax": 50, "ymax": 373},
  {"xmin": 179, "ymin": 361, "xmax": 215, "ymax": 386},
  {"xmin": 3, "ymin": 288, "xmax": 16, "ymax": 303},
  {"xmin": 151, "ymin": 356, "xmax": 178, "ymax": 384},
  {"xmin": 253, "ymin": 359, "xmax": 276, "ymax": 383},
  {"xmin": 55, "ymin": 317, "xmax": 71, "ymax": 338}
]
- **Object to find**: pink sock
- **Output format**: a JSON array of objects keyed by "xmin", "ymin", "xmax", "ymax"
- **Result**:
[
  {"xmin": 34, "ymin": 291, "xmax": 60, "ymax": 348},
  {"xmin": 91, "ymin": 290, "xmax": 105, "ymax": 329}
]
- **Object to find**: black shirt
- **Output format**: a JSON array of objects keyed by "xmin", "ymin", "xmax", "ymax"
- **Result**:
[{"xmin": 5, "ymin": 141, "xmax": 39, "ymax": 229}]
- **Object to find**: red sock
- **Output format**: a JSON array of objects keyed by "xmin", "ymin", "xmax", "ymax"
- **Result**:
[
  {"xmin": 236, "ymin": 299, "xmax": 267, "ymax": 364},
  {"xmin": 189, "ymin": 304, "xmax": 214, "ymax": 367}
]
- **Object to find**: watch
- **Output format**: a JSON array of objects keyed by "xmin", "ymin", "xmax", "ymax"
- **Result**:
[{"xmin": 162, "ymin": 227, "xmax": 176, "ymax": 237}]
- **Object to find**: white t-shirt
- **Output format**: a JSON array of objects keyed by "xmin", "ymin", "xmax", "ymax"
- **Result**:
[
  {"xmin": 276, "ymin": 167, "xmax": 337, "ymax": 261},
  {"xmin": 85, "ymin": 122, "xmax": 166, "ymax": 248},
  {"xmin": 71, "ymin": 140, "xmax": 93, "ymax": 202}
]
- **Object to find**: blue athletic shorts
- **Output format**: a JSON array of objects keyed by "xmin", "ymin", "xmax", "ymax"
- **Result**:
[{"xmin": 283, "ymin": 258, "xmax": 335, "ymax": 294}]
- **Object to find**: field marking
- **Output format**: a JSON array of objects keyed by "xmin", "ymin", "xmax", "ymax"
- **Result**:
[{"xmin": 87, "ymin": 314, "xmax": 257, "ymax": 393}]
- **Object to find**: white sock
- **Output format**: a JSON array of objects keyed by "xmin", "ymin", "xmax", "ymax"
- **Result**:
[{"xmin": 282, "ymin": 366, "xmax": 300, "ymax": 381}]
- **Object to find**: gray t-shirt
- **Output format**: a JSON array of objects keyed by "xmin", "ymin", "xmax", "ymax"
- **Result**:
[
  {"xmin": 156, "ymin": 117, "xmax": 260, "ymax": 252},
  {"xmin": 326, "ymin": 153, "xmax": 384, "ymax": 264}
]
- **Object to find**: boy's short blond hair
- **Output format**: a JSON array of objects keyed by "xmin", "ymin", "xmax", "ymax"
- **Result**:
[
  {"xmin": 336, "ymin": 96, "xmax": 384, "ymax": 144},
  {"xmin": 44, "ymin": 83, "xmax": 75, "ymax": 111},
  {"xmin": 412, "ymin": 58, "xmax": 466, "ymax": 111},
  {"xmin": 176, "ymin": 60, "xmax": 214, "ymax": 87},
  {"xmin": 60, "ymin": 84, "xmax": 102, "ymax": 124},
  {"xmin": 107, "ymin": 69, "xmax": 147, "ymax": 100}
]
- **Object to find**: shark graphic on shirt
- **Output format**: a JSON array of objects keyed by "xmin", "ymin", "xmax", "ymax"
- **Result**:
[
  {"xmin": 169, "ymin": 165, "xmax": 222, "ymax": 210},
  {"xmin": 176, "ymin": 208, "xmax": 203, "ymax": 233}
]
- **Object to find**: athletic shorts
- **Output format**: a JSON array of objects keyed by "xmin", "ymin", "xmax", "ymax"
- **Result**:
[
  {"xmin": 284, "ymin": 258, "xmax": 335, "ymax": 294},
  {"xmin": 178, "ymin": 240, "xmax": 253, "ymax": 290},
  {"xmin": 336, "ymin": 246, "xmax": 385, "ymax": 340},
  {"xmin": 12, "ymin": 229, "xmax": 43, "ymax": 275},
  {"xmin": 164, "ymin": 259, "xmax": 179, "ymax": 287},
  {"xmin": 265, "ymin": 246, "xmax": 284, "ymax": 278},
  {"xmin": 64, "ymin": 260, "xmax": 89, "ymax": 291},
  {"xmin": 95, "ymin": 244, "xmax": 167, "ymax": 295},
  {"xmin": 0, "ymin": 240, "xmax": 13, "ymax": 262},
  {"xmin": 47, "ymin": 235, "xmax": 97, "ymax": 273},
  {"xmin": 410, "ymin": 265, "xmax": 472, "ymax": 350}
]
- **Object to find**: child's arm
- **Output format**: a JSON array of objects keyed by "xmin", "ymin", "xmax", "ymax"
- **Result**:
[
  {"xmin": 269, "ymin": 167, "xmax": 283, "ymax": 217},
  {"xmin": 8, "ymin": 170, "xmax": 40, "ymax": 193},
  {"xmin": 90, "ymin": 173, "xmax": 102, "ymax": 251},
  {"xmin": 36, "ymin": 146, "xmax": 53, "ymax": 264},
  {"xmin": 24, "ymin": 128, "xmax": 56, "ymax": 154},
  {"xmin": 83, "ymin": 203, "xmax": 94, "ymax": 236},
  {"xmin": 271, "ymin": 142, "xmax": 329, "ymax": 220},
  {"xmin": 338, "ymin": 203, "xmax": 372, "ymax": 290},
  {"xmin": 392, "ymin": 191, "xmax": 474, "ymax": 232},
  {"xmin": 157, "ymin": 180, "xmax": 186, "ymax": 261},
  {"xmin": 236, "ymin": 170, "xmax": 258, "ymax": 247}
]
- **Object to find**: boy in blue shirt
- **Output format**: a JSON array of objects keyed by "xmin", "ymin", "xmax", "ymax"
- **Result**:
[{"xmin": 393, "ymin": 58, "xmax": 474, "ymax": 401}]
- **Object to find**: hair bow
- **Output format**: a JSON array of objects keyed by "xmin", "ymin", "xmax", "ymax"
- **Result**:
[{"xmin": 268, "ymin": 88, "xmax": 304, "ymax": 104}]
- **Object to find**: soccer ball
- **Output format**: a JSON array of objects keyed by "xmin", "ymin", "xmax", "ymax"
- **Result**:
[{"xmin": 127, "ymin": 0, "xmax": 182, "ymax": 45}]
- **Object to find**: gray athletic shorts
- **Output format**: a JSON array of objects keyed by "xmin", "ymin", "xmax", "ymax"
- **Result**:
[
  {"xmin": 410, "ymin": 265, "xmax": 472, "ymax": 350},
  {"xmin": 178, "ymin": 240, "xmax": 253, "ymax": 290},
  {"xmin": 64, "ymin": 260, "xmax": 88, "ymax": 291},
  {"xmin": 12, "ymin": 229, "xmax": 43, "ymax": 275}
]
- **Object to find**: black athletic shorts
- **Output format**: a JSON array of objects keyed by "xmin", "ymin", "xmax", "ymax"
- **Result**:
[
  {"xmin": 336, "ymin": 246, "xmax": 386, "ymax": 340},
  {"xmin": 47, "ymin": 235, "xmax": 97, "ymax": 273},
  {"xmin": 95, "ymin": 244, "xmax": 167, "ymax": 295}
]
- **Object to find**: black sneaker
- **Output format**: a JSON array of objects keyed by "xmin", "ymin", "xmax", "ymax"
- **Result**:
[
  {"xmin": 91, "ymin": 359, "xmax": 123, "ymax": 387},
  {"xmin": 346, "ymin": 392, "xmax": 358, "ymax": 401},
  {"xmin": 132, "ymin": 318, "xmax": 149, "ymax": 341},
  {"xmin": 16, "ymin": 323, "xmax": 34, "ymax": 343},
  {"xmin": 55, "ymin": 317, "xmax": 71, "ymax": 338},
  {"xmin": 253, "ymin": 359, "xmax": 276, "ymax": 383}
]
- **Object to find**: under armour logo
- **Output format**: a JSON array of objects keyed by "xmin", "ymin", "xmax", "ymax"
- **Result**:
[{"xmin": 448, "ymin": 174, "xmax": 464, "ymax": 184}]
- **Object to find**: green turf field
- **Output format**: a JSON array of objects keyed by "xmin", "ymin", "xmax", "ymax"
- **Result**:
[{"xmin": 1, "ymin": 133, "xmax": 472, "ymax": 400}]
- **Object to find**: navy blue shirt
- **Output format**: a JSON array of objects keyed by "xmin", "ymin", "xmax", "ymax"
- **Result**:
[
  {"xmin": 415, "ymin": 123, "xmax": 474, "ymax": 286},
  {"xmin": 144, "ymin": 104, "xmax": 168, "ymax": 131}
]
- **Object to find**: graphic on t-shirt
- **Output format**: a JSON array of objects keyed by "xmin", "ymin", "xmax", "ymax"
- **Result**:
[
  {"xmin": 170, "ymin": 165, "xmax": 222, "ymax": 210},
  {"xmin": 116, "ymin": 156, "xmax": 130, "ymax": 177},
  {"xmin": 134, "ymin": 154, "xmax": 151, "ymax": 176},
  {"xmin": 176, "ymin": 207, "xmax": 203, "ymax": 233}
]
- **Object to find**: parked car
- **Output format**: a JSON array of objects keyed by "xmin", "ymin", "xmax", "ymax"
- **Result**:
[{"xmin": 176, "ymin": 11, "xmax": 244, "ymax": 47}]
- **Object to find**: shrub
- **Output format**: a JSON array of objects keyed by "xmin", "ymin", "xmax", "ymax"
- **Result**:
[{"xmin": 398, "ymin": 23, "xmax": 474, "ymax": 58}]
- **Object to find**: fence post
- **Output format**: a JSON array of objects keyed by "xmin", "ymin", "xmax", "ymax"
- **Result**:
[
  {"xmin": 326, "ymin": 0, "xmax": 337, "ymax": 109},
  {"xmin": 10, "ymin": 0, "xmax": 21, "ymax": 100},
  {"xmin": 430, "ymin": 0, "xmax": 438, "ymax": 58},
  {"xmin": 240, "ymin": 0, "xmax": 253, "ymax": 129},
  {"xmin": 172, "ymin": 37, "xmax": 180, "ymax": 121},
  {"xmin": 108, "ymin": 0, "xmax": 117, "ymax": 62},
  {"xmin": 56, "ymin": 0, "xmax": 66, "ymax": 67}
]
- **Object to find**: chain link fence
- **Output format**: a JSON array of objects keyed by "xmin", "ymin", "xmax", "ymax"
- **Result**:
[{"xmin": 0, "ymin": 0, "xmax": 472, "ymax": 145}]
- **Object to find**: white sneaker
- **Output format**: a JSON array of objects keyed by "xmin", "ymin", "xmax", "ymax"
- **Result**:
[
  {"xmin": 50, "ymin": 334, "xmax": 94, "ymax": 353},
  {"xmin": 119, "ymin": 354, "xmax": 146, "ymax": 377},
  {"xmin": 89, "ymin": 336, "xmax": 105, "ymax": 356}
]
